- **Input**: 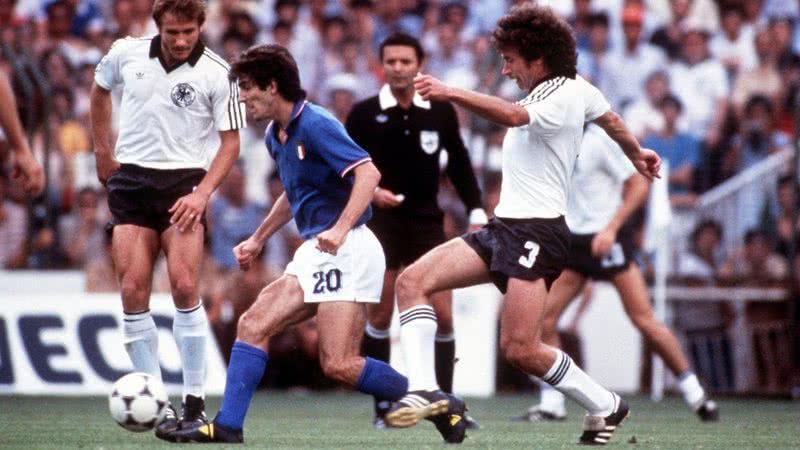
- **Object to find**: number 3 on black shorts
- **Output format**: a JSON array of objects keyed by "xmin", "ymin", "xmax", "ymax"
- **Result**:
[{"xmin": 518, "ymin": 241, "xmax": 541, "ymax": 269}]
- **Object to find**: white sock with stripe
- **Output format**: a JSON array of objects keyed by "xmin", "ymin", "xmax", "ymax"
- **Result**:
[
  {"xmin": 543, "ymin": 349, "xmax": 614, "ymax": 416},
  {"xmin": 399, "ymin": 305, "xmax": 439, "ymax": 392}
]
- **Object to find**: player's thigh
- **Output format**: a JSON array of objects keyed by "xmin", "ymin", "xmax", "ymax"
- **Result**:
[
  {"xmin": 317, "ymin": 301, "xmax": 367, "ymax": 360},
  {"xmin": 160, "ymin": 225, "xmax": 205, "ymax": 304},
  {"xmin": 544, "ymin": 269, "xmax": 588, "ymax": 325},
  {"xmin": 399, "ymin": 237, "xmax": 491, "ymax": 295},
  {"xmin": 238, "ymin": 274, "xmax": 316, "ymax": 348},
  {"xmin": 111, "ymin": 225, "xmax": 160, "ymax": 307},
  {"xmin": 612, "ymin": 264, "xmax": 656, "ymax": 324},
  {"xmin": 500, "ymin": 277, "xmax": 550, "ymax": 346},
  {"xmin": 366, "ymin": 269, "xmax": 398, "ymax": 329}
]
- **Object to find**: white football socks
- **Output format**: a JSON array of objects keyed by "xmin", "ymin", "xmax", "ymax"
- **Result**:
[
  {"xmin": 537, "ymin": 378, "xmax": 567, "ymax": 414},
  {"xmin": 678, "ymin": 372, "xmax": 706, "ymax": 410},
  {"xmin": 543, "ymin": 349, "xmax": 615, "ymax": 416},
  {"xmin": 399, "ymin": 305, "xmax": 439, "ymax": 392},
  {"xmin": 123, "ymin": 311, "xmax": 161, "ymax": 382},
  {"xmin": 174, "ymin": 302, "xmax": 208, "ymax": 400}
]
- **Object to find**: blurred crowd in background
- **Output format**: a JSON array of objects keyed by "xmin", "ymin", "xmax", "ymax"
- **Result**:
[{"xmin": 1, "ymin": 0, "xmax": 798, "ymax": 393}]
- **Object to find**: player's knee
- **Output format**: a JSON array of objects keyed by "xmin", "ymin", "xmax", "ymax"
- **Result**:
[
  {"xmin": 395, "ymin": 267, "xmax": 428, "ymax": 305},
  {"xmin": 500, "ymin": 337, "xmax": 533, "ymax": 368},
  {"xmin": 119, "ymin": 278, "xmax": 148, "ymax": 304},
  {"xmin": 236, "ymin": 311, "xmax": 266, "ymax": 344},
  {"xmin": 170, "ymin": 275, "xmax": 196, "ymax": 303}
]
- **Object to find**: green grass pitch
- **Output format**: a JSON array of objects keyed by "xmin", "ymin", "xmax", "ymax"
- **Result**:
[{"xmin": 0, "ymin": 392, "xmax": 797, "ymax": 449}]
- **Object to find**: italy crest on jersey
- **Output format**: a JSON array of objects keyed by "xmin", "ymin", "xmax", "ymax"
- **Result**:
[
  {"xmin": 420, "ymin": 130, "xmax": 439, "ymax": 154},
  {"xmin": 297, "ymin": 143, "xmax": 306, "ymax": 160}
]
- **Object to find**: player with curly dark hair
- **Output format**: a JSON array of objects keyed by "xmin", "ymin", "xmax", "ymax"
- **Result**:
[{"xmin": 387, "ymin": 4, "xmax": 661, "ymax": 446}]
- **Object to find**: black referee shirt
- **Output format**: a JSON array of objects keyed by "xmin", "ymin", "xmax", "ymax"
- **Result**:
[{"xmin": 345, "ymin": 86, "xmax": 482, "ymax": 227}]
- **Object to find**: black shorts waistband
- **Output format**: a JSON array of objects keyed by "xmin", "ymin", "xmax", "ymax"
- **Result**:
[
  {"xmin": 119, "ymin": 163, "xmax": 207, "ymax": 177},
  {"xmin": 495, "ymin": 216, "xmax": 566, "ymax": 226}
]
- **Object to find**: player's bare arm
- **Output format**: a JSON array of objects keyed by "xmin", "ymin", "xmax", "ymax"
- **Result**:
[
  {"xmin": 316, "ymin": 161, "xmax": 381, "ymax": 255},
  {"xmin": 89, "ymin": 82, "xmax": 120, "ymax": 186},
  {"xmin": 591, "ymin": 173, "xmax": 649, "ymax": 258},
  {"xmin": 593, "ymin": 110, "xmax": 661, "ymax": 180},
  {"xmin": 168, "ymin": 129, "xmax": 240, "ymax": 232},
  {"xmin": 0, "ymin": 73, "xmax": 44, "ymax": 195},
  {"xmin": 373, "ymin": 187, "xmax": 404, "ymax": 208},
  {"xmin": 414, "ymin": 74, "xmax": 529, "ymax": 128},
  {"xmin": 235, "ymin": 191, "xmax": 293, "ymax": 271}
]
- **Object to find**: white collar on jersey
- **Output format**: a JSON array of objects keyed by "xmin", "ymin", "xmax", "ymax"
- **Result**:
[{"xmin": 378, "ymin": 84, "xmax": 431, "ymax": 110}]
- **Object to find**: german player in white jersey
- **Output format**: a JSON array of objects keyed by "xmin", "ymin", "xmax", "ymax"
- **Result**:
[
  {"xmin": 516, "ymin": 124, "xmax": 719, "ymax": 424},
  {"xmin": 90, "ymin": 0, "xmax": 244, "ymax": 441},
  {"xmin": 386, "ymin": 4, "xmax": 660, "ymax": 446}
]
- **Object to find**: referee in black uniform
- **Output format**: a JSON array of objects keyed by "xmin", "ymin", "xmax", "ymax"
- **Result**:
[{"xmin": 345, "ymin": 33, "xmax": 486, "ymax": 428}]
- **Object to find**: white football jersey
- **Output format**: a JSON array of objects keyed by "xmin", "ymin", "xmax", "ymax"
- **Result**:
[
  {"xmin": 494, "ymin": 75, "xmax": 610, "ymax": 219},
  {"xmin": 95, "ymin": 36, "xmax": 245, "ymax": 170},
  {"xmin": 567, "ymin": 124, "xmax": 636, "ymax": 234}
]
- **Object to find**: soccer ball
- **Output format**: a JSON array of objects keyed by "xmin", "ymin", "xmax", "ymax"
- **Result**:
[{"xmin": 108, "ymin": 372, "xmax": 168, "ymax": 432}]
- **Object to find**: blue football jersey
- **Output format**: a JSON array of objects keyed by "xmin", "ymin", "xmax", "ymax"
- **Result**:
[{"xmin": 265, "ymin": 100, "xmax": 373, "ymax": 239}]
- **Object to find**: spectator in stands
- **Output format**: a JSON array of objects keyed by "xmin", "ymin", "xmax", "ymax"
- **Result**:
[
  {"xmin": 372, "ymin": 0, "xmax": 422, "ymax": 50},
  {"xmin": 643, "ymin": 95, "xmax": 700, "ymax": 208},
  {"xmin": 650, "ymin": 0, "xmax": 693, "ymax": 60},
  {"xmin": 669, "ymin": 21, "xmax": 728, "ymax": 150},
  {"xmin": 208, "ymin": 162, "xmax": 265, "ymax": 272},
  {"xmin": 762, "ymin": 174, "xmax": 800, "ymax": 260},
  {"xmin": 719, "ymin": 229, "xmax": 789, "ymax": 283},
  {"xmin": 731, "ymin": 27, "xmax": 782, "ymax": 119},
  {"xmin": 425, "ymin": 21, "xmax": 474, "ymax": 80},
  {"xmin": 673, "ymin": 218, "xmax": 735, "ymax": 391},
  {"xmin": 710, "ymin": 4, "xmax": 757, "ymax": 82},
  {"xmin": 600, "ymin": 3, "xmax": 667, "ymax": 111},
  {"xmin": 732, "ymin": 95, "xmax": 791, "ymax": 173},
  {"xmin": 623, "ymin": 70, "xmax": 674, "ymax": 140},
  {"xmin": 769, "ymin": 15, "xmax": 799, "ymax": 71},
  {"xmin": 676, "ymin": 219, "xmax": 725, "ymax": 280},
  {"xmin": 576, "ymin": 12, "xmax": 611, "ymax": 86},
  {"xmin": 324, "ymin": 73, "xmax": 359, "ymax": 124},
  {"xmin": 58, "ymin": 186, "xmax": 104, "ymax": 267},
  {"xmin": 0, "ymin": 171, "xmax": 28, "ymax": 268}
]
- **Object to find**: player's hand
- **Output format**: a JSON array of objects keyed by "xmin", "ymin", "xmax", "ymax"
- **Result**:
[
  {"xmin": 414, "ymin": 73, "xmax": 451, "ymax": 101},
  {"xmin": 632, "ymin": 148, "xmax": 661, "ymax": 181},
  {"xmin": 12, "ymin": 150, "xmax": 45, "ymax": 196},
  {"xmin": 233, "ymin": 237, "xmax": 263, "ymax": 271},
  {"xmin": 168, "ymin": 190, "xmax": 208, "ymax": 233},
  {"xmin": 373, "ymin": 187, "xmax": 404, "ymax": 208},
  {"xmin": 591, "ymin": 228, "xmax": 616, "ymax": 258},
  {"xmin": 95, "ymin": 156, "xmax": 121, "ymax": 187},
  {"xmin": 316, "ymin": 225, "xmax": 347, "ymax": 255}
]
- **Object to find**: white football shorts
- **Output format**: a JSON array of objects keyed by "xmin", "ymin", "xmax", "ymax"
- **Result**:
[{"xmin": 285, "ymin": 224, "xmax": 385, "ymax": 303}]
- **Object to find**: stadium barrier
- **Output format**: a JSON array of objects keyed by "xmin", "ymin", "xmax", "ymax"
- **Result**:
[{"xmin": 0, "ymin": 292, "xmax": 226, "ymax": 396}]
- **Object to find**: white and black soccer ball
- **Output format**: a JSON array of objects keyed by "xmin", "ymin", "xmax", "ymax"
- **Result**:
[{"xmin": 108, "ymin": 372, "xmax": 168, "ymax": 432}]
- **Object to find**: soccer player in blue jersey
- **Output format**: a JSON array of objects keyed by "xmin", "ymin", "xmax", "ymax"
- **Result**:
[{"xmin": 170, "ymin": 44, "xmax": 409, "ymax": 444}]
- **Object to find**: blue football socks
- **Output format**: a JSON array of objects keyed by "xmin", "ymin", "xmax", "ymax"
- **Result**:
[
  {"xmin": 355, "ymin": 357, "xmax": 408, "ymax": 401},
  {"xmin": 215, "ymin": 341, "xmax": 268, "ymax": 430}
]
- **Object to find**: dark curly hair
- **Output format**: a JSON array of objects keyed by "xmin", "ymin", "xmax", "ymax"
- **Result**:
[
  {"xmin": 229, "ymin": 44, "xmax": 306, "ymax": 102},
  {"xmin": 492, "ymin": 4, "xmax": 577, "ymax": 79}
]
